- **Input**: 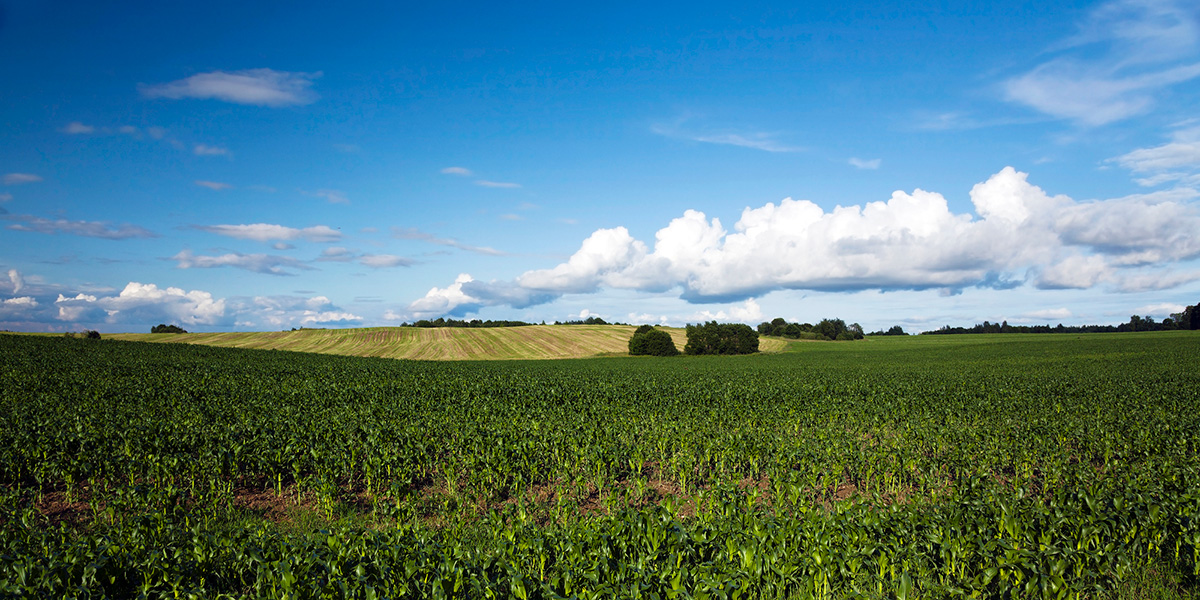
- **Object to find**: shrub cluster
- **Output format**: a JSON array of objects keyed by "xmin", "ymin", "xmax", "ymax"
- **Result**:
[
  {"xmin": 756, "ymin": 317, "xmax": 863, "ymax": 341},
  {"xmin": 151, "ymin": 324, "xmax": 188, "ymax": 334},
  {"xmin": 684, "ymin": 321, "xmax": 758, "ymax": 355},
  {"xmin": 628, "ymin": 325, "xmax": 679, "ymax": 356}
]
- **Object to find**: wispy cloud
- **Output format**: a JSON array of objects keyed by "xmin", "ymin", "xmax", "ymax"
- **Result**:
[
  {"xmin": 171, "ymin": 249, "xmax": 313, "ymax": 275},
  {"xmin": 359, "ymin": 254, "xmax": 414, "ymax": 268},
  {"xmin": 440, "ymin": 166, "xmax": 473, "ymax": 176},
  {"xmin": 0, "ymin": 193, "xmax": 11, "ymax": 203},
  {"xmin": 306, "ymin": 189, "xmax": 349, "ymax": 204},
  {"xmin": 61, "ymin": 121, "xmax": 96, "ymax": 134},
  {"xmin": 499, "ymin": 213, "xmax": 523, "ymax": 221},
  {"xmin": 192, "ymin": 223, "xmax": 342, "ymax": 243},
  {"xmin": 652, "ymin": 117, "xmax": 801, "ymax": 152},
  {"xmin": 3, "ymin": 173, "xmax": 43, "ymax": 185},
  {"xmin": 332, "ymin": 143, "xmax": 361, "ymax": 154},
  {"xmin": 195, "ymin": 180, "xmax": 232, "ymax": 191},
  {"xmin": 849, "ymin": 157, "xmax": 882, "ymax": 170},
  {"xmin": 194, "ymin": 144, "xmax": 230, "ymax": 156},
  {"xmin": 5, "ymin": 214, "xmax": 157, "ymax": 239},
  {"xmin": 475, "ymin": 180, "xmax": 522, "ymax": 189},
  {"xmin": 1003, "ymin": 0, "xmax": 1200, "ymax": 125},
  {"xmin": 140, "ymin": 69, "xmax": 321, "ymax": 107},
  {"xmin": 392, "ymin": 227, "xmax": 506, "ymax": 256}
]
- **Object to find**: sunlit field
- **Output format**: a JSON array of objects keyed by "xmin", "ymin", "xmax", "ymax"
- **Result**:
[{"xmin": 2, "ymin": 331, "xmax": 1198, "ymax": 598}]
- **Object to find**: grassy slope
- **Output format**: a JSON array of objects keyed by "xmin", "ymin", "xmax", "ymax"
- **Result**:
[{"xmin": 108, "ymin": 325, "xmax": 789, "ymax": 361}]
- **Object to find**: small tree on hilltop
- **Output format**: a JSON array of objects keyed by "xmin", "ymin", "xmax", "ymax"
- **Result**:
[{"xmin": 629, "ymin": 326, "xmax": 679, "ymax": 356}]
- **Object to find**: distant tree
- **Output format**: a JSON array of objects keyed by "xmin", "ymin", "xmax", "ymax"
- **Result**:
[
  {"xmin": 629, "ymin": 327, "xmax": 679, "ymax": 356},
  {"xmin": 86, "ymin": 330, "xmax": 101, "ymax": 339},
  {"xmin": 151, "ymin": 324, "xmax": 188, "ymax": 334},
  {"xmin": 684, "ymin": 321, "xmax": 759, "ymax": 355},
  {"xmin": 814, "ymin": 318, "xmax": 847, "ymax": 341},
  {"xmin": 634, "ymin": 324, "xmax": 655, "ymax": 335}
]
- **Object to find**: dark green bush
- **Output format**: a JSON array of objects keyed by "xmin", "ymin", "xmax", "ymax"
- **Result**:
[
  {"xmin": 629, "ymin": 328, "xmax": 679, "ymax": 356},
  {"xmin": 684, "ymin": 321, "xmax": 758, "ymax": 355}
]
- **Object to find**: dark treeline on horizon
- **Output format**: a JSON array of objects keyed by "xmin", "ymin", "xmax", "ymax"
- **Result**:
[
  {"xmin": 402, "ymin": 318, "xmax": 534, "ymax": 328},
  {"xmin": 920, "ymin": 303, "xmax": 1199, "ymax": 335}
]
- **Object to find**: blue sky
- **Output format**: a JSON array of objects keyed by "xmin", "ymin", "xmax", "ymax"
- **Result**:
[{"xmin": 2, "ymin": 0, "xmax": 1199, "ymax": 332}]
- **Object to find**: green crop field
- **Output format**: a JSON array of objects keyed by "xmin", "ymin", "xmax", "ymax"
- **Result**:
[
  {"xmin": 2, "ymin": 331, "xmax": 1199, "ymax": 598},
  {"xmin": 105, "ymin": 325, "xmax": 787, "ymax": 361}
]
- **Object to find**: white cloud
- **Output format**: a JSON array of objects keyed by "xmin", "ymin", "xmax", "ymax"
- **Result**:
[
  {"xmin": 652, "ymin": 118, "xmax": 801, "ymax": 152},
  {"xmin": 499, "ymin": 213, "xmax": 523, "ymax": 221},
  {"xmin": 55, "ymin": 282, "xmax": 226, "ymax": 326},
  {"xmin": 440, "ymin": 166, "xmax": 473, "ymax": 176},
  {"xmin": 194, "ymin": 223, "xmax": 341, "ymax": 243},
  {"xmin": 392, "ymin": 227, "xmax": 506, "ymax": 256},
  {"xmin": 408, "ymin": 274, "xmax": 483, "ymax": 318},
  {"xmin": 849, "ymin": 158, "xmax": 882, "ymax": 170},
  {"xmin": 61, "ymin": 122, "xmax": 96, "ymax": 134},
  {"xmin": 1037, "ymin": 255, "xmax": 1111, "ymax": 289},
  {"xmin": 407, "ymin": 166, "xmax": 1200, "ymax": 317},
  {"xmin": 688, "ymin": 299, "xmax": 765, "ymax": 324},
  {"xmin": 245, "ymin": 294, "xmax": 360, "ymax": 327},
  {"xmin": 1021, "ymin": 308, "xmax": 1074, "ymax": 320},
  {"xmin": 194, "ymin": 144, "xmax": 230, "ymax": 156},
  {"xmin": 0, "ymin": 193, "xmax": 11, "ymax": 203},
  {"xmin": 1113, "ymin": 124, "xmax": 1200, "ymax": 186},
  {"xmin": 195, "ymin": 180, "xmax": 232, "ymax": 191},
  {"xmin": 5, "ymin": 214, "xmax": 157, "ymax": 239},
  {"xmin": 140, "ymin": 69, "xmax": 321, "ymax": 107},
  {"xmin": 8, "ymin": 269, "xmax": 23, "ymax": 294},
  {"xmin": 1003, "ymin": 0, "xmax": 1200, "ymax": 125},
  {"xmin": 1136, "ymin": 302, "xmax": 1187, "ymax": 316},
  {"xmin": 309, "ymin": 189, "xmax": 349, "ymax": 204},
  {"xmin": 475, "ymin": 180, "xmax": 522, "ymax": 189},
  {"xmin": 317, "ymin": 247, "xmax": 355, "ymax": 262},
  {"xmin": 359, "ymin": 254, "xmax": 413, "ymax": 268},
  {"xmin": 3, "ymin": 173, "xmax": 43, "ymax": 185},
  {"xmin": 171, "ymin": 250, "xmax": 313, "ymax": 275}
]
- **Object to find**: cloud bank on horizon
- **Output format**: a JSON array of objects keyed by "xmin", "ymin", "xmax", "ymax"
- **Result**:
[{"xmin": 408, "ymin": 167, "xmax": 1200, "ymax": 317}]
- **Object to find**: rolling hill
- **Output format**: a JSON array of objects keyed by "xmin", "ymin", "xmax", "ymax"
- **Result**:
[{"xmin": 107, "ymin": 325, "xmax": 788, "ymax": 361}]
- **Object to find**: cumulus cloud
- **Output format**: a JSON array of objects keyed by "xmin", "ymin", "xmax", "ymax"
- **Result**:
[
  {"xmin": 193, "ymin": 223, "xmax": 341, "ymax": 243},
  {"xmin": 171, "ymin": 250, "xmax": 313, "ymax": 275},
  {"xmin": 408, "ymin": 274, "xmax": 484, "ymax": 318},
  {"xmin": 3, "ymin": 173, "xmax": 43, "ymax": 185},
  {"xmin": 195, "ymin": 180, "xmax": 232, "ymax": 191},
  {"xmin": 140, "ymin": 69, "xmax": 321, "ymax": 107},
  {"xmin": 1003, "ymin": 0, "xmax": 1200, "ymax": 125},
  {"xmin": 392, "ymin": 227, "xmax": 505, "ymax": 256},
  {"xmin": 194, "ymin": 144, "xmax": 230, "ymax": 156},
  {"xmin": 407, "ymin": 166, "xmax": 1200, "ymax": 317},
  {"xmin": 5, "ymin": 214, "xmax": 157, "ymax": 239},
  {"xmin": 54, "ymin": 282, "xmax": 225, "ymax": 326},
  {"xmin": 239, "ymin": 295, "xmax": 361, "ymax": 327}
]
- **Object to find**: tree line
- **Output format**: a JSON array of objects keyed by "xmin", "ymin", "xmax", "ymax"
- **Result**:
[
  {"xmin": 756, "ymin": 317, "xmax": 864, "ymax": 341},
  {"xmin": 922, "ymin": 302, "xmax": 1200, "ymax": 335}
]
